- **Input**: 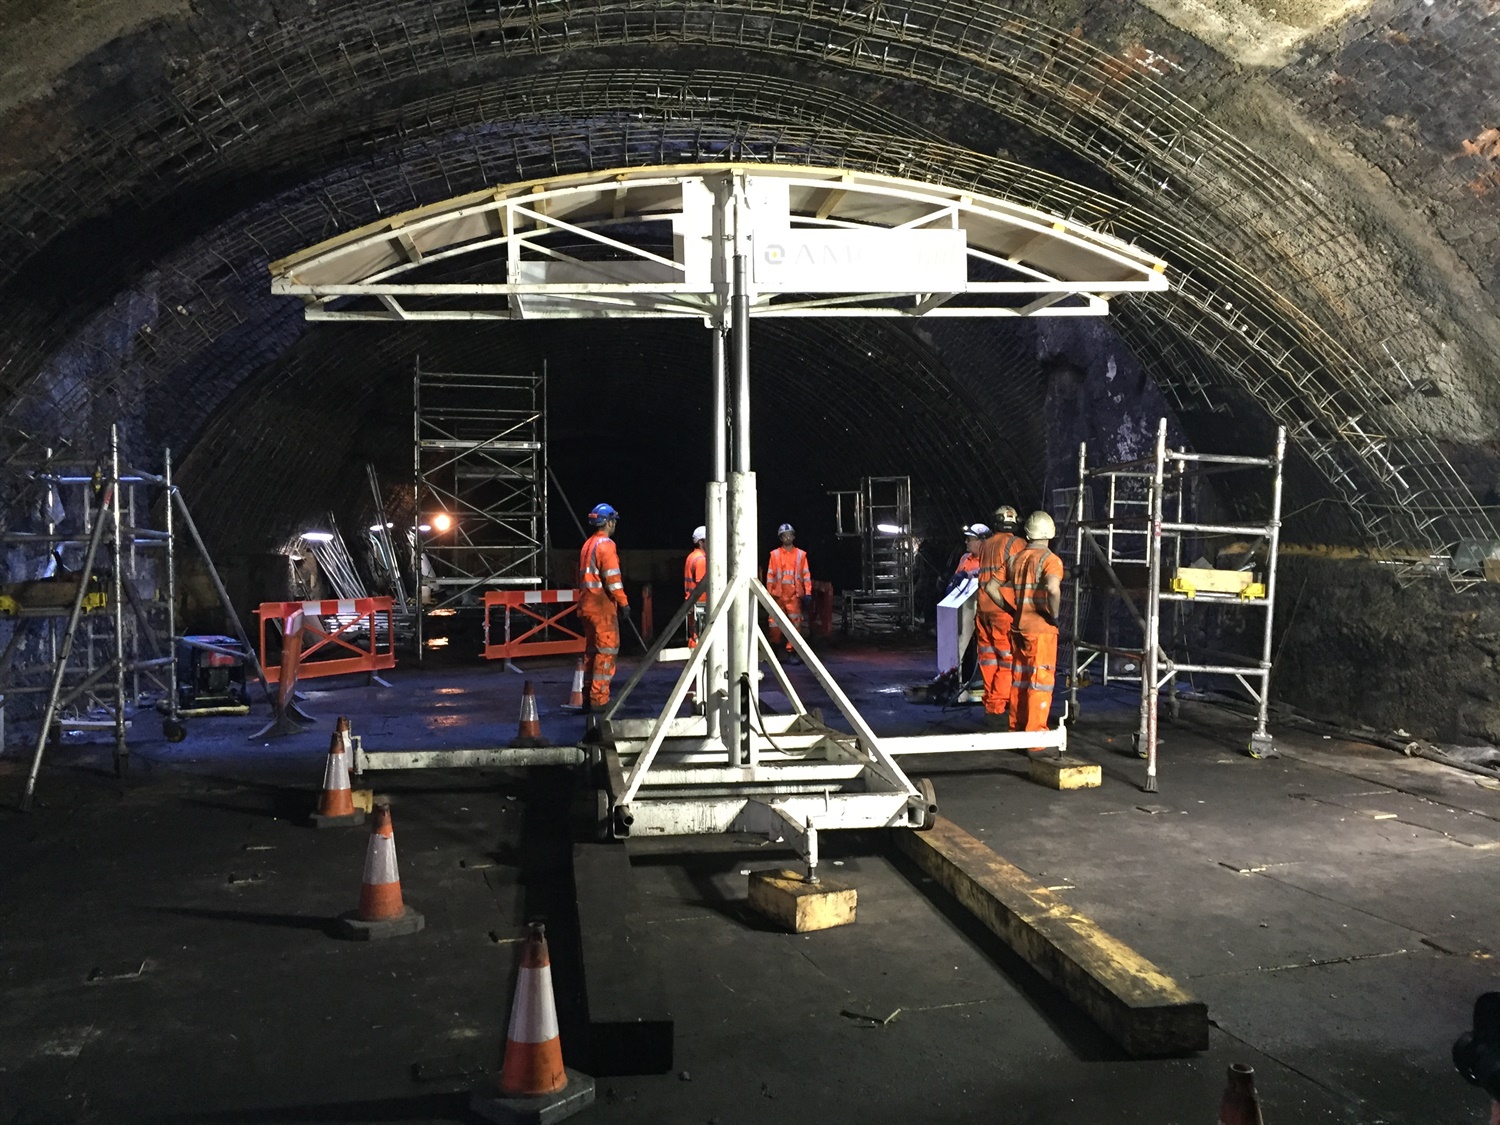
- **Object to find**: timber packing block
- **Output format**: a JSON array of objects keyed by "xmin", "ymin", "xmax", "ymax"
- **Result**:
[
  {"xmin": 748, "ymin": 869, "xmax": 856, "ymax": 932},
  {"xmin": 893, "ymin": 818, "xmax": 1208, "ymax": 1057},
  {"xmin": 1029, "ymin": 754, "xmax": 1102, "ymax": 790}
]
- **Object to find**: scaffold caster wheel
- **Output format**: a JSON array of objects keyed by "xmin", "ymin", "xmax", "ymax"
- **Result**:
[
  {"xmin": 1248, "ymin": 732, "xmax": 1279, "ymax": 760},
  {"xmin": 163, "ymin": 719, "xmax": 187, "ymax": 743},
  {"xmin": 914, "ymin": 777, "xmax": 939, "ymax": 831}
]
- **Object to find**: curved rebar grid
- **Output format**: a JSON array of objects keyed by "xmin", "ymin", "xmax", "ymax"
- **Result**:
[{"xmin": 0, "ymin": 31, "xmax": 1492, "ymax": 557}]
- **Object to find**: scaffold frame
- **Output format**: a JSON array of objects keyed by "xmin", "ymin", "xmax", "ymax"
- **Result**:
[
  {"xmin": 413, "ymin": 362, "xmax": 550, "ymax": 626},
  {"xmin": 9, "ymin": 426, "xmax": 265, "ymax": 808},
  {"xmin": 831, "ymin": 475, "xmax": 917, "ymax": 633},
  {"xmin": 1067, "ymin": 418, "xmax": 1285, "ymax": 792}
]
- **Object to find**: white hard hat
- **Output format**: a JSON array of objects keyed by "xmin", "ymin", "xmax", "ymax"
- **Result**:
[
  {"xmin": 966, "ymin": 523, "xmax": 991, "ymax": 538},
  {"xmin": 777, "ymin": 523, "xmax": 795, "ymax": 535},
  {"xmin": 692, "ymin": 525, "xmax": 706, "ymax": 543},
  {"xmin": 1024, "ymin": 511, "xmax": 1056, "ymax": 540},
  {"xmin": 993, "ymin": 505, "xmax": 1019, "ymax": 527}
]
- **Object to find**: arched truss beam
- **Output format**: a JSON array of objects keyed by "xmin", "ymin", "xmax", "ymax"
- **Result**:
[{"xmin": 270, "ymin": 164, "xmax": 1167, "ymax": 322}]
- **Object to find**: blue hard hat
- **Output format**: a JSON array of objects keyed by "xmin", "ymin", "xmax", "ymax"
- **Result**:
[{"xmin": 588, "ymin": 503, "xmax": 619, "ymax": 527}]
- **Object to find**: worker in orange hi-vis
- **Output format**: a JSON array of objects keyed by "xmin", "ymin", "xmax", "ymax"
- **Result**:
[
  {"xmin": 576, "ymin": 503, "xmax": 630, "ymax": 712},
  {"xmin": 684, "ymin": 525, "xmax": 708, "ymax": 648},
  {"xmin": 764, "ymin": 523, "xmax": 813, "ymax": 664},
  {"xmin": 945, "ymin": 523, "xmax": 989, "ymax": 596},
  {"xmin": 1006, "ymin": 511, "xmax": 1065, "ymax": 752},
  {"xmin": 975, "ymin": 505, "xmax": 1024, "ymax": 727}
]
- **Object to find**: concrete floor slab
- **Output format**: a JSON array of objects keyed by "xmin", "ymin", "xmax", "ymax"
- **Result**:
[{"xmin": 2, "ymin": 646, "xmax": 1496, "ymax": 1122}]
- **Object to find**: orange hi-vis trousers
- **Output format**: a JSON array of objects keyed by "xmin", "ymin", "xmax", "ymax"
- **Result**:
[
  {"xmin": 974, "ymin": 610, "xmax": 1015, "ymax": 715},
  {"xmin": 1008, "ymin": 630, "xmax": 1058, "ymax": 749},
  {"xmin": 581, "ymin": 605, "xmax": 620, "ymax": 708},
  {"xmin": 767, "ymin": 594, "xmax": 804, "ymax": 651}
]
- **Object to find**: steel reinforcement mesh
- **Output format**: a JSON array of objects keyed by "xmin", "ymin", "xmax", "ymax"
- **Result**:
[{"xmin": 0, "ymin": 10, "xmax": 1493, "ymax": 554}]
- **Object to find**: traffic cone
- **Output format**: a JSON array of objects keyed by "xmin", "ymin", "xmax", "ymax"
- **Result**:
[
  {"xmin": 309, "ymin": 718, "xmax": 365, "ymax": 828},
  {"xmin": 471, "ymin": 923, "xmax": 595, "ymax": 1124},
  {"xmin": 1218, "ymin": 1062, "xmax": 1264, "ymax": 1125},
  {"xmin": 509, "ymin": 681, "xmax": 550, "ymax": 749},
  {"xmin": 562, "ymin": 659, "xmax": 586, "ymax": 712},
  {"xmin": 336, "ymin": 801, "xmax": 424, "ymax": 940}
]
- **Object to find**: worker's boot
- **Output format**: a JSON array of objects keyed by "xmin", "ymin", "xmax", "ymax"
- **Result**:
[{"xmin": 982, "ymin": 709, "xmax": 1008, "ymax": 730}]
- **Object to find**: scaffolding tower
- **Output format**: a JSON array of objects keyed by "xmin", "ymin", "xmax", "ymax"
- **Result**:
[
  {"xmin": 1067, "ymin": 418, "xmax": 1285, "ymax": 792},
  {"xmin": 1, "ymin": 430, "xmax": 173, "ymax": 781},
  {"xmin": 831, "ymin": 475, "xmax": 917, "ymax": 632},
  {"xmin": 7, "ymin": 425, "xmax": 265, "ymax": 808},
  {"xmin": 413, "ymin": 362, "xmax": 549, "ymax": 625}
]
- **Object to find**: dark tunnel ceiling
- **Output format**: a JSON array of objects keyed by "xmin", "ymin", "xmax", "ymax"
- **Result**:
[
  {"xmin": 177, "ymin": 311, "xmax": 1044, "ymax": 557},
  {"xmin": 1, "ymin": 2, "xmax": 1497, "ymax": 560}
]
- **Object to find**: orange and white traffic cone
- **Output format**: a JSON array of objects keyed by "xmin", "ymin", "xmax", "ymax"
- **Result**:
[
  {"xmin": 337, "ymin": 801, "xmax": 424, "ymax": 940},
  {"xmin": 309, "ymin": 718, "xmax": 365, "ymax": 828},
  {"xmin": 561, "ymin": 659, "xmax": 586, "ymax": 712},
  {"xmin": 1218, "ymin": 1062, "xmax": 1264, "ymax": 1125},
  {"xmin": 509, "ymin": 681, "xmax": 550, "ymax": 749},
  {"xmin": 471, "ymin": 923, "xmax": 595, "ymax": 1123}
]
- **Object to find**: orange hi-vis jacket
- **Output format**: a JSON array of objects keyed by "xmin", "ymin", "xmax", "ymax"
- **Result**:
[
  {"xmin": 955, "ymin": 552, "xmax": 980, "ymax": 578},
  {"xmin": 578, "ymin": 532, "xmax": 628, "ymax": 611},
  {"xmin": 684, "ymin": 547, "xmax": 707, "ymax": 603},
  {"xmin": 976, "ymin": 531, "xmax": 1022, "ymax": 615},
  {"xmin": 765, "ymin": 545, "xmax": 812, "ymax": 600},
  {"xmin": 1009, "ymin": 545, "xmax": 1064, "ymax": 634}
]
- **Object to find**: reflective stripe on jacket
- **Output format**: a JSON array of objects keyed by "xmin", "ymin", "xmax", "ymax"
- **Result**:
[
  {"xmin": 976, "ymin": 531, "xmax": 1022, "ymax": 614},
  {"xmin": 765, "ymin": 546, "xmax": 811, "ymax": 599},
  {"xmin": 684, "ymin": 547, "xmax": 707, "ymax": 603},
  {"xmin": 578, "ymin": 532, "xmax": 628, "ymax": 608},
  {"xmin": 1010, "ymin": 546, "xmax": 1064, "ymax": 634}
]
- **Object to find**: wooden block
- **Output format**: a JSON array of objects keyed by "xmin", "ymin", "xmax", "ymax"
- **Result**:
[
  {"xmin": 748, "ymin": 869, "xmax": 856, "ymax": 933},
  {"xmin": 351, "ymin": 789, "xmax": 375, "ymax": 812},
  {"xmin": 1029, "ymin": 754, "xmax": 1102, "ymax": 790},
  {"xmin": 893, "ymin": 819, "xmax": 1208, "ymax": 1057}
]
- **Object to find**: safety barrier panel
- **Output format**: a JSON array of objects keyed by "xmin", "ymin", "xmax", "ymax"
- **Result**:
[
  {"xmin": 256, "ymin": 598, "xmax": 396, "ymax": 684},
  {"xmin": 482, "ymin": 589, "xmax": 586, "ymax": 661}
]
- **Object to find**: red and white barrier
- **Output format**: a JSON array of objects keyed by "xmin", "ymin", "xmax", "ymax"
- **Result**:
[
  {"xmin": 256, "ymin": 597, "xmax": 395, "ymax": 685},
  {"xmin": 482, "ymin": 590, "xmax": 585, "ymax": 665}
]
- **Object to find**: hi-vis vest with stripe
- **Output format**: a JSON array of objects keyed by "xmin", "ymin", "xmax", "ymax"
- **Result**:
[
  {"xmin": 578, "ymin": 533, "xmax": 627, "ymax": 607},
  {"xmin": 765, "ymin": 546, "xmax": 811, "ymax": 599},
  {"xmin": 684, "ymin": 547, "xmax": 707, "ymax": 603},
  {"xmin": 977, "ymin": 531, "xmax": 1022, "ymax": 614},
  {"xmin": 1010, "ymin": 546, "xmax": 1064, "ymax": 634}
]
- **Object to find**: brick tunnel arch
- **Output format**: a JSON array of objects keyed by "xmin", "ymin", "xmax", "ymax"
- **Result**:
[{"xmin": 0, "ymin": 5, "xmax": 1496, "ymax": 561}]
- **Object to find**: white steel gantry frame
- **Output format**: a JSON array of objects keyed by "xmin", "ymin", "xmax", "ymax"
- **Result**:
[
  {"xmin": 271, "ymin": 164, "xmax": 1169, "ymax": 877},
  {"xmin": 1066, "ymin": 418, "xmax": 1285, "ymax": 793}
]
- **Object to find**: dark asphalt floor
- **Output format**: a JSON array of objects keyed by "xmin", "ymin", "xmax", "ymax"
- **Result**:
[{"xmin": 2, "ymin": 641, "xmax": 1496, "ymax": 1124}]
